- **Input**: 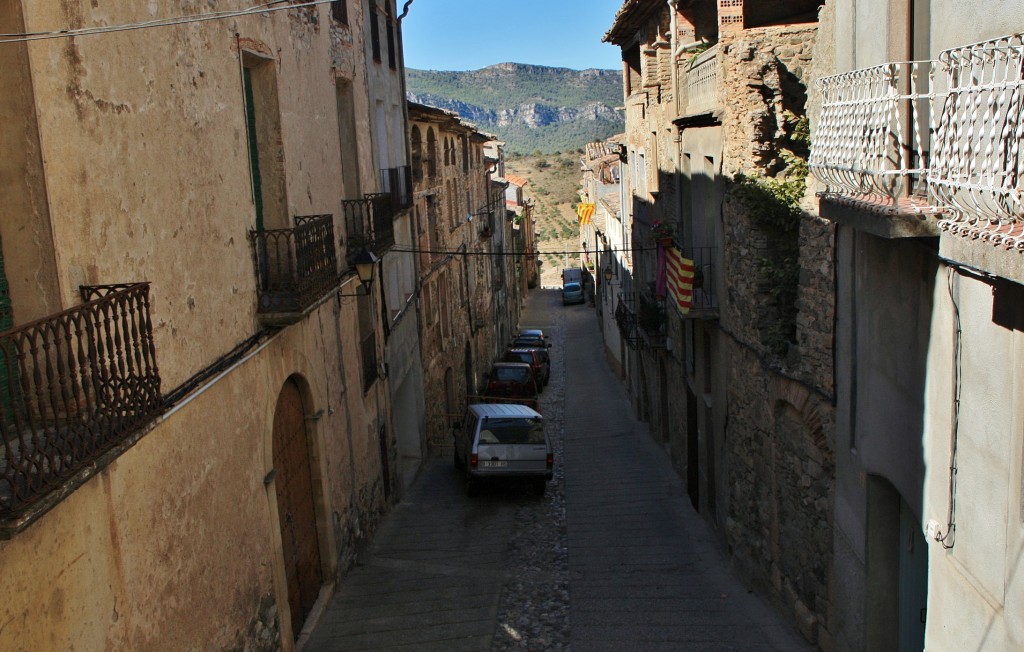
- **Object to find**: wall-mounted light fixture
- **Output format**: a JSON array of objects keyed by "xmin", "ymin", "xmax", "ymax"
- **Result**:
[
  {"xmin": 466, "ymin": 208, "xmax": 493, "ymax": 223},
  {"xmin": 604, "ymin": 266, "xmax": 614, "ymax": 283},
  {"xmin": 338, "ymin": 248, "xmax": 379, "ymax": 296}
]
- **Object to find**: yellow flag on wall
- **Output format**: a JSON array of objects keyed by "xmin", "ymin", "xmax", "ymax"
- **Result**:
[{"xmin": 577, "ymin": 203, "xmax": 595, "ymax": 226}]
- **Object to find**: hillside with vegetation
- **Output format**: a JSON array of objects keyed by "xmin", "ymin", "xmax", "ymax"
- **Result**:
[
  {"xmin": 506, "ymin": 152, "xmax": 587, "ymax": 288},
  {"xmin": 406, "ymin": 63, "xmax": 624, "ymax": 155}
]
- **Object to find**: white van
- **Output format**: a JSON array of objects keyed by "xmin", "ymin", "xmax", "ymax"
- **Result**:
[{"xmin": 454, "ymin": 403, "xmax": 552, "ymax": 496}]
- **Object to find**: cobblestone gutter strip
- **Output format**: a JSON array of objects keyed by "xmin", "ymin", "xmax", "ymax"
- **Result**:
[{"xmin": 492, "ymin": 314, "xmax": 571, "ymax": 651}]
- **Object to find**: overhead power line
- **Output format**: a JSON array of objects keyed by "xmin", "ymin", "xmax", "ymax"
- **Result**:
[
  {"xmin": 386, "ymin": 246, "xmax": 658, "ymax": 258},
  {"xmin": 0, "ymin": 0, "xmax": 334, "ymax": 44}
]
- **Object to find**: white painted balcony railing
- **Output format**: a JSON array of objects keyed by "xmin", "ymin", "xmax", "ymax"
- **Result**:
[
  {"xmin": 809, "ymin": 61, "xmax": 935, "ymax": 208},
  {"xmin": 812, "ymin": 32, "xmax": 1024, "ymax": 229},
  {"xmin": 930, "ymin": 33, "xmax": 1024, "ymax": 227},
  {"xmin": 683, "ymin": 45, "xmax": 719, "ymax": 116}
]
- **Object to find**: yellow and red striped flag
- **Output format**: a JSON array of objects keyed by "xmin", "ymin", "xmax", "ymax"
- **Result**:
[
  {"xmin": 577, "ymin": 203, "xmax": 595, "ymax": 226},
  {"xmin": 666, "ymin": 246, "xmax": 695, "ymax": 314}
]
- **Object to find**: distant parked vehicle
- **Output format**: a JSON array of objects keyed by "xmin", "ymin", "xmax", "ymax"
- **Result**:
[
  {"xmin": 517, "ymin": 328, "xmax": 548, "ymax": 342},
  {"xmin": 454, "ymin": 403, "xmax": 552, "ymax": 496},
  {"xmin": 562, "ymin": 267, "xmax": 583, "ymax": 286},
  {"xmin": 562, "ymin": 281, "xmax": 584, "ymax": 305},
  {"xmin": 483, "ymin": 362, "xmax": 540, "ymax": 411},
  {"xmin": 502, "ymin": 347, "xmax": 549, "ymax": 387}
]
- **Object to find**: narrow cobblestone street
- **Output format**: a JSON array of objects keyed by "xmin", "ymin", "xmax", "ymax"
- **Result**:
[{"xmin": 303, "ymin": 289, "xmax": 811, "ymax": 651}]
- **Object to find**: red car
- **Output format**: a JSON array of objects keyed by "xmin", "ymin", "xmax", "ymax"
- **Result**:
[
  {"xmin": 483, "ymin": 362, "xmax": 540, "ymax": 412},
  {"xmin": 502, "ymin": 348, "xmax": 549, "ymax": 388}
]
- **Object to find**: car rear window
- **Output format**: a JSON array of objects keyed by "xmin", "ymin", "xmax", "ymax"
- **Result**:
[
  {"xmin": 564, "ymin": 282, "xmax": 581, "ymax": 291},
  {"xmin": 505, "ymin": 352, "xmax": 532, "ymax": 364},
  {"xmin": 494, "ymin": 366, "xmax": 531, "ymax": 382},
  {"xmin": 479, "ymin": 418, "xmax": 544, "ymax": 445}
]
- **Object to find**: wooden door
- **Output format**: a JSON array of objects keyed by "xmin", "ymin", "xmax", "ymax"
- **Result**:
[{"xmin": 272, "ymin": 379, "xmax": 322, "ymax": 638}]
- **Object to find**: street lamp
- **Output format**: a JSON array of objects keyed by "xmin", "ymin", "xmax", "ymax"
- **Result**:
[
  {"xmin": 339, "ymin": 248, "xmax": 378, "ymax": 296},
  {"xmin": 604, "ymin": 266, "xmax": 613, "ymax": 283}
]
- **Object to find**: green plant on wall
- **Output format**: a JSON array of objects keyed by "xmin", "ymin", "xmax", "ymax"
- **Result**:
[{"xmin": 731, "ymin": 139, "xmax": 808, "ymax": 357}]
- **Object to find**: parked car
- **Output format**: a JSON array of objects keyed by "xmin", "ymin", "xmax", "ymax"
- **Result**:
[
  {"xmin": 482, "ymin": 362, "xmax": 540, "ymax": 411},
  {"xmin": 454, "ymin": 403, "xmax": 552, "ymax": 496},
  {"xmin": 509, "ymin": 336, "xmax": 552, "ymax": 377},
  {"xmin": 502, "ymin": 347, "xmax": 549, "ymax": 387},
  {"xmin": 562, "ymin": 281, "xmax": 584, "ymax": 305},
  {"xmin": 517, "ymin": 328, "xmax": 548, "ymax": 341}
]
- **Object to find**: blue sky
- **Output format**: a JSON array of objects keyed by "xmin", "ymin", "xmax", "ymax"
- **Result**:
[{"xmin": 401, "ymin": 0, "xmax": 624, "ymax": 71}]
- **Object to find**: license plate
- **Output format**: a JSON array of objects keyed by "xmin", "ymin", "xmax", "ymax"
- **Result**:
[{"xmin": 481, "ymin": 460, "xmax": 508, "ymax": 468}]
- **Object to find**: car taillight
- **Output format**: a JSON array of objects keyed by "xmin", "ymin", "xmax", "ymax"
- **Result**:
[
  {"xmin": 470, "ymin": 453, "xmax": 478, "ymax": 468},
  {"xmin": 546, "ymin": 453, "xmax": 554, "ymax": 468}
]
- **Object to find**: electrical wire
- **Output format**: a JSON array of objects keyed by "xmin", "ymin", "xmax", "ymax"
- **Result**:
[
  {"xmin": 0, "ymin": 0, "xmax": 334, "ymax": 44},
  {"xmin": 936, "ymin": 265, "xmax": 962, "ymax": 549},
  {"xmin": 386, "ymin": 245, "xmax": 661, "ymax": 257}
]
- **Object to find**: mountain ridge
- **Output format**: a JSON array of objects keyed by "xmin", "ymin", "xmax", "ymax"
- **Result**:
[{"xmin": 406, "ymin": 63, "xmax": 624, "ymax": 154}]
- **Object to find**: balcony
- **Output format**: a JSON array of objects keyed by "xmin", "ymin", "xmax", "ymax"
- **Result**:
[
  {"xmin": 671, "ymin": 246, "xmax": 718, "ymax": 319},
  {"xmin": 342, "ymin": 193, "xmax": 395, "ymax": 260},
  {"xmin": 614, "ymin": 293, "xmax": 644, "ymax": 351},
  {"xmin": 380, "ymin": 166, "xmax": 413, "ymax": 210},
  {"xmin": 250, "ymin": 214, "xmax": 338, "ymax": 324},
  {"xmin": 1, "ymin": 283, "xmax": 162, "ymax": 534},
  {"xmin": 811, "ymin": 33, "xmax": 1024, "ymax": 245},
  {"xmin": 680, "ymin": 44, "xmax": 720, "ymax": 117}
]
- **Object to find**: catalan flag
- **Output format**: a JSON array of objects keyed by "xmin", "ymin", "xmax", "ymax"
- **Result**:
[
  {"xmin": 577, "ymin": 203, "xmax": 595, "ymax": 226},
  {"xmin": 665, "ymin": 246, "xmax": 695, "ymax": 315}
]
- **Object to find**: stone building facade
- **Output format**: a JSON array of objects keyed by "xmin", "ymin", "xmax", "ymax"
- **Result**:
[
  {"xmin": 0, "ymin": 1, "xmax": 412, "ymax": 649},
  {"xmin": 407, "ymin": 103, "xmax": 520, "ymax": 451},
  {"xmin": 603, "ymin": 0, "xmax": 835, "ymax": 645}
]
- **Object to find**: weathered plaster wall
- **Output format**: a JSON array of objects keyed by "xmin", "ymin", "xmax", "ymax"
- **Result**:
[
  {"xmin": 1, "ymin": 2, "xmax": 392, "ymax": 649},
  {"xmin": 18, "ymin": 1, "xmax": 349, "ymax": 391}
]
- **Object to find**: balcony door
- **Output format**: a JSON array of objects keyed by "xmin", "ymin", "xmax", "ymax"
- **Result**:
[{"xmin": 272, "ymin": 378, "xmax": 323, "ymax": 639}]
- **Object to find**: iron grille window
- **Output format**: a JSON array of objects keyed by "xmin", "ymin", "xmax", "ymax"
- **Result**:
[
  {"xmin": 369, "ymin": 1, "xmax": 381, "ymax": 62},
  {"xmin": 331, "ymin": 0, "xmax": 348, "ymax": 24}
]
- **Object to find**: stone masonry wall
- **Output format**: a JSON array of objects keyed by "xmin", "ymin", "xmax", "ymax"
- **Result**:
[{"xmin": 715, "ymin": 21, "xmax": 838, "ymax": 648}]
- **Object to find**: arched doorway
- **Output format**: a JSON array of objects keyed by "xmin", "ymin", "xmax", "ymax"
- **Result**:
[{"xmin": 272, "ymin": 378, "xmax": 323, "ymax": 639}]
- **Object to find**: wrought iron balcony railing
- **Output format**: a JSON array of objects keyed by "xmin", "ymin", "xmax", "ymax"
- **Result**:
[
  {"xmin": 1, "ymin": 283, "xmax": 161, "ymax": 530},
  {"xmin": 931, "ymin": 33, "xmax": 1024, "ymax": 232},
  {"xmin": 250, "ymin": 214, "xmax": 338, "ymax": 320},
  {"xmin": 810, "ymin": 60, "xmax": 934, "ymax": 210},
  {"xmin": 811, "ymin": 32, "xmax": 1024, "ymax": 237},
  {"xmin": 682, "ymin": 44, "xmax": 720, "ymax": 116},
  {"xmin": 341, "ymin": 193, "xmax": 395, "ymax": 260},
  {"xmin": 614, "ymin": 293, "xmax": 644, "ymax": 351},
  {"xmin": 380, "ymin": 166, "xmax": 413, "ymax": 210},
  {"xmin": 671, "ymin": 245, "xmax": 718, "ymax": 317}
]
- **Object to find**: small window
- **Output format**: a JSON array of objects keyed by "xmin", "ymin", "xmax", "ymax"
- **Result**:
[
  {"xmin": 368, "ymin": 0, "xmax": 381, "ymax": 62},
  {"xmin": 331, "ymin": 0, "xmax": 348, "ymax": 24},
  {"xmin": 386, "ymin": 19, "xmax": 397, "ymax": 70}
]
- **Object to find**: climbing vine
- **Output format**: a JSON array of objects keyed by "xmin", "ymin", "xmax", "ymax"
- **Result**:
[{"xmin": 731, "ymin": 111, "xmax": 809, "ymax": 357}]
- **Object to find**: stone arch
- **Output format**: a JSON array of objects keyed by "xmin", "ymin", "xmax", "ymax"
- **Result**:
[
  {"xmin": 426, "ymin": 127, "xmax": 437, "ymax": 178},
  {"xmin": 270, "ymin": 374, "xmax": 326, "ymax": 642},
  {"xmin": 767, "ymin": 376, "xmax": 833, "ymax": 644}
]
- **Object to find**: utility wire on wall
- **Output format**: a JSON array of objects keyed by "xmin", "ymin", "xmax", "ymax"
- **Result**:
[{"xmin": 0, "ymin": 0, "xmax": 336, "ymax": 44}]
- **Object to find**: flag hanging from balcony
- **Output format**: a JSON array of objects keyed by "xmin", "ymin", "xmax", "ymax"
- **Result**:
[
  {"xmin": 577, "ymin": 203, "xmax": 595, "ymax": 225},
  {"xmin": 666, "ymin": 246, "xmax": 695, "ymax": 315}
]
